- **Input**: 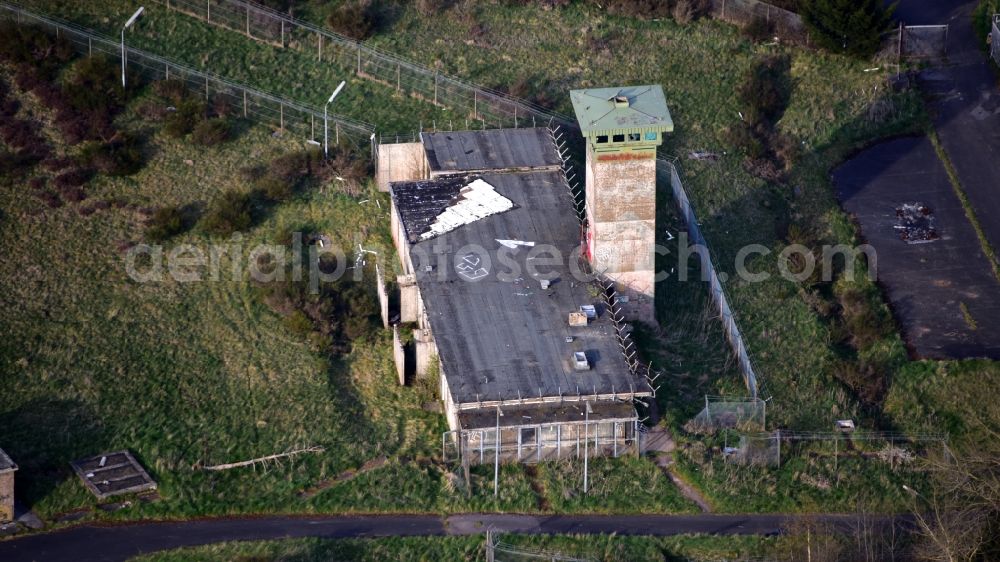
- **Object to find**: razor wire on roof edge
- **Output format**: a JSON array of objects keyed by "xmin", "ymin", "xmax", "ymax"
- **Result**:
[
  {"xmin": 153, "ymin": 0, "xmax": 576, "ymax": 130},
  {"xmin": 0, "ymin": 2, "xmax": 375, "ymax": 150}
]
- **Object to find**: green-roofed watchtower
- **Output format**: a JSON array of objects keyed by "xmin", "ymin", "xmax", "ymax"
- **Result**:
[
  {"xmin": 570, "ymin": 85, "xmax": 673, "ymax": 156},
  {"xmin": 570, "ymin": 85, "xmax": 673, "ymax": 321}
]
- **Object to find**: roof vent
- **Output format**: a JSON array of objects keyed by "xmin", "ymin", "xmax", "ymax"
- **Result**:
[
  {"xmin": 540, "ymin": 279, "xmax": 551, "ymax": 290},
  {"xmin": 612, "ymin": 94, "xmax": 630, "ymax": 108},
  {"xmin": 580, "ymin": 305, "xmax": 597, "ymax": 319},
  {"xmin": 573, "ymin": 352, "xmax": 590, "ymax": 371}
]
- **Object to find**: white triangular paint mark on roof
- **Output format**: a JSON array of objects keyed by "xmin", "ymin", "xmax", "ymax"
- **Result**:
[{"xmin": 419, "ymin": 179, "xmax": 514, "ymax": 241}]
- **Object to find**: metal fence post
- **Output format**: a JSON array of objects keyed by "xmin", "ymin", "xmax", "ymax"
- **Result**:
[
  {"xmin": 246, "ymin": 4, "xmax": 250, "ymax": 38},
  {"xmin": 280, "ymin": 20, "xmax": 284, "ymax": 48},
  {"xmin": 243, "ymin": 90, "xmax": 247, "ymax": 118},
  {"xmin": 206, "ymin": 0, "xmax": 210, "ymax": 22},
  {"xmin": 357, "ymin": 44, "xmax": 361, "ymax": 75}
]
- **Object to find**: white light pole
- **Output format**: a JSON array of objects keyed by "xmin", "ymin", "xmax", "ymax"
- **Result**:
[
  {"xmin": 583, "ymin": 401, "xmax": 592, "ymax": 494},
  {"xmin": 324, "ymin": 80, "xmax": 346, "ymax": 158},
  {"xmin": 121, "ymin": 7, "xmax": 144, "ymax": 88},
  {"xmin": 493, "ymin": 405, "xmax": 503, "ymax": 497}
]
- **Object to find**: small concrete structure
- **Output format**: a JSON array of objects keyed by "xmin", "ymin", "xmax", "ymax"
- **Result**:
[
  {"xmin": 70, "ymin": 451, "xmax": 157, "ymax": 500},
  {"xmin": 0, "ymin": 448, "xmax": 16, "ymax": 523},
  {"xmin": 571, "ymin": 85, "xmax": 673, "ymax": 321},
  {"xmin": 376, "ymin": 142, "xmax": 427, "ymax": 192}
]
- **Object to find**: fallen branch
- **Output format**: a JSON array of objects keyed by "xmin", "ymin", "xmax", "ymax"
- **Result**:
[{"xmin": 203, "ymin": 446, "xmax": 325, "ymax": 471}]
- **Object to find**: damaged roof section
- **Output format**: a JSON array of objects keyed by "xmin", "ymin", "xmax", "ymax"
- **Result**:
[
  {"xmin": 421, "ymin": 128, "xmax": 563, "ymax": 176},
  {"xmin": 420, "ymin": 178, "xmax": 515, "ymax": 241}
]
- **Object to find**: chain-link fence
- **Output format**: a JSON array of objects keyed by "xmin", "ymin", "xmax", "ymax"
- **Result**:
[
  {"xmin": 707, "ymin": 0, "xmax": 808, "ymax": 44},
  {"xmin": 486, "ymin": 531, "xmax": 594, "ymax": 562},
  {"xmin": 660, "ymin": 159, "xmax": 766, "ymax": 400},
  {"xmin": 688, "ymin": 396, "xmax": 766, "ymax": 433},
  {"xmin": 727, "ymin": 430, "xmax": 949, "ymax": 468},
  {"xmin": 0, "ymin": 2, "xmax": 375, "ymax": 149},
  {"xmin": 154, "ymin": 0, "xmax": 574, "ymax": 130},
  {"xmin": 881, "ymin": 24, "xmax": 949, "ymax": 61}
]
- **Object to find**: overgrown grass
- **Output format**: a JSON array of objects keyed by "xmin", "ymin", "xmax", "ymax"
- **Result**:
[
  {"xmin": 12, "ymin": 0, "xmax": 1000, "ymax": 518},
  {"xmin": 131, "ymin": 534, "xmax": 778, "ymax": 562}
]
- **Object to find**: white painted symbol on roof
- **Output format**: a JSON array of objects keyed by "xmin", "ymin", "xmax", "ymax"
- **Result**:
[{"xmin": 457, "ymin": 254, "xmax": 489, "ymax": 281}]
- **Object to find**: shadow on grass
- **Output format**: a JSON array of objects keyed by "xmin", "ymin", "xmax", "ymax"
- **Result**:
[{"xmin": 0, "ymin": 399, "xmax": 108, "ymax": 513}]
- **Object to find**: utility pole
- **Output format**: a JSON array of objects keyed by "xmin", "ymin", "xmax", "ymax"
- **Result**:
[
  {"xmin": 324, "ymin": 81, "xmax": 346, "ymax": 158},
  {"xmin": 494, "ymin": 405, "xmax": 503, "ymax": 496},
  {"xmin": 121, "ymin": 7, "xmax": 144, "ymax": 88}
]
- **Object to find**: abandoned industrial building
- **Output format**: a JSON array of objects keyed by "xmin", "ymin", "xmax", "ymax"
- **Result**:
[
  {"xmin": 376, "ymin": 85, "xmax": 672, "ymax": 465},
  {"xmin": 0, "ymin": 447, "xmax": 16, "ymax": 523}
]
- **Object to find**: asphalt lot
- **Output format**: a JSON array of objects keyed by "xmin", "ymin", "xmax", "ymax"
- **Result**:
[{"xmin": 834, "ymin": 136, "xmax": 1000, "ymax": 359}]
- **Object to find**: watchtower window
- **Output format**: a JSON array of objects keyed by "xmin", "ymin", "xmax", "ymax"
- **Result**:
[
  {"xmin": 612, "ymin": 134, "xmax": 625, "ymax": 143},
  {"xmin": 628, "ymin": 133, "xmax": 641, "ymax": 142},
  {"xmin": 644, "ymin": 131, "xmax": 658, "ymax": 141},
  {"xmin": 596, "ymin": 135, "xmax": 608, "ymax": 144}
]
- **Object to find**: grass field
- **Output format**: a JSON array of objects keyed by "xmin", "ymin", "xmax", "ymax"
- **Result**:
[
  {"xmin": 131, "ymin": 534, "xmax": 778, "ymax": 562},
  {"xmin": 5, "ymin": 0, "xmax": 999, "ymax": 521}
]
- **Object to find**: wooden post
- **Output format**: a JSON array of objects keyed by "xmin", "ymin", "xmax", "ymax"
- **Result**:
[
  {"xmin": 433, "ymin": 72, "xmax": 438, "ymax": 106},
  {"xmin": 396, "ymin": 63, "xmax": 401, "ymax": 92},
  {"xmin": 205, "ymin": 75, "xmax": 209, "ymax": 100},
  {"xmin": 721, "ymin": 0, "xmax": 726, "ymax": 19},
  {"xmin": 243, "ymin": 90, "xmax": 248, "ymax": 118},
  {"xmin": 280, "ymin": 102, "xmax": 284, "ymax": 131},
  {"xmin": 280, "ymin": 21, "xmax": 284, "ymax": 48},
  {"xmin": 473, "ymin": 90, "xmax": 478, "ymax": 120},
  {"xmin": 165, "ymin": 63, "xmax": 169, "ymax": 80},
  {"xmin": 335, "ymin": 122, "xmax": 339, "ymax": 145},
  {"xmin": 357, "ymin": 44, "xmax": 362, "ymax": 75},
  {"xmin": 246, "ymin": 5, "xmax": 251, "ymax": 38},
  {"xmin": 207, "ymin": 0, "xmax": 210, "ymax": 22},
  {"xmin": 311, "ymin": 114, "xmax": 315, "ymax": 139},
  {"xmin": 318, "ymin": 33, "xmax": 322, "ymax": 60}
]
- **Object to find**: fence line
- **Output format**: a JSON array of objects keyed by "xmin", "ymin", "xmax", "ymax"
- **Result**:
[
  {"xmin": 153, "ymin": 0, "xmax": 576, "ymax": 130},
  {"xmin": 660, "ymin": 159, "xmax": 767, "ymax": 400},
  {"xmin": 992, "ymin": 15, "xmax": 1000, "ymax": 67},
  {"xmin": 708, "ymin": 0, "xmax": 809, "ymax": 44},
  {"xmin": 0, "ymin": 2, "xmax": 375, "ymax": 149}
]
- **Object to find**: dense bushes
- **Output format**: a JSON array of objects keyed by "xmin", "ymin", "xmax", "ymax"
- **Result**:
[
  {"xmin": 201, "ymin": 189, "xmax": 255, "ymax": 236},
  {"xmin": 78, "ymin": 133, "xmax": 145, "ymax": 176},
  {"xmin": 326, "ymin": 0, "xmax": 377, "ymax": 40},
  {"xmin": 164, "ymin": 99, "xmax": 208, "ymax": 138},
  {"xmin": 802, "ymin": 0, "xmax": 894, "ymax": 59},
  {"xmin": 257, "ymin": 257, "xmax": 380, "ymax": 352},
  {"xmin": 146, "ymin": 205, "xmax": 188, "ymax": 242},
  {"xmin": 727, "ymin": 55, "xmax": 795, "ymax": 181},
  {"xmin": 191, "ymin": 118, "xmax": 232, "ymax": 146}
]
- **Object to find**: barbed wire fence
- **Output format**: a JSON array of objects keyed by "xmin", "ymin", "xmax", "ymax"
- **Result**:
[
  {"xmin": 152, "ymin": 0, "xmax": 574, "ymax": 131},
  {"xmin": 0, "ymin": 2, "xmax": 375, "ymax": 151}
]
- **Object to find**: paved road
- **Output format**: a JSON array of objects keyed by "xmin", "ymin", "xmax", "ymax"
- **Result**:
[
  {"xmin": 898, "ymin": 0, "xmax": 1000, "ymax": 253},
  {"xmin": 0, "ymin": 513, "xmax": 891, "ymax": 562}
]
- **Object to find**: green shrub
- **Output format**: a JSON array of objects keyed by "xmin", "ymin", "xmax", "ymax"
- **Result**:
[
  {"xmin": 742, "ymin": 16, "xmax": 774, "ymax": 43},
  {"xmin": 738, "ymin": 55, "xmax": 791, "ymax": 128},
  {"xmin": 672, "ymin": 0, "xmax": 710, "ymax": 24},
  {"xmin": 64, "ymin": 56, "xmax": 128, "ymax": 114},
  {"xmin": 146, "ymin": 205, "xmax": 186, "ymax": 242},
  {"xmin": 163, "ymin": 99, "xmax": 206, "ymax": 138},
  {"xmin": 191, "ymin": 118, "xmax": 232, "ymax": 146},
  {"xmin": 802, "ymin": 0, "xmax": 894, "ymax": 59},
  {"xmin": 255, "ymin": 176, "xmax": 295, "ymax": 202},
  {"xmin": 153, "ymin": 79, "xmax": 190, "ymax": 105},
  {"xmin": 326, "ymin": 0, "xmax": 376, "ymax": 40},
  {"xmin": 201, "ymin": 189, "xmax": 255, "ymax": 236},
  {"xmin": 602, "ymin": 0, "xmax": 671, "ymax": 18},
  {"xmin": 79, "ymin": 133, "xmax": 145, "ymax": 176}
]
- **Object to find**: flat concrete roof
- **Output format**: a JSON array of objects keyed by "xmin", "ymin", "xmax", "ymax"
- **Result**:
[
  {"xmin": 391, "ymin": 169, "xmax": 649, "ymax": 406},
  {"xmin": 421, "ymin": 128, "xmax": 563, "ymax": 175},
  {"xmin": 0, "ymin": 448, "xmax": 15, "ymax": 473}
]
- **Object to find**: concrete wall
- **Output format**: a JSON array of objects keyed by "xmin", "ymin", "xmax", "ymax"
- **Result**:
[
  {"xmin": 392, "ymin": 325, "xmax": 406, "ymax": 386},
  {"xmin": 0, "ymin": 471, "xmax": 13, "ymax": 523},
  {"xmin": 585, "ymin": 146, "xmax": 657, "ymax": 322},
  {"xmin": 376, "ymin": 142, "xmax": 427, "ymax": 192},
  {"xmin": 414, "ymin": 328, "xmax": 437, "ymax": 380},
  {"xmin": 376, "ymin": 265, "xmax": 389, "ymax": 329},
  {"xmin": 398, "ymin": 274, "xmax": 419, "ymax": 323}
]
